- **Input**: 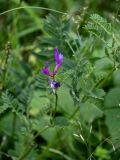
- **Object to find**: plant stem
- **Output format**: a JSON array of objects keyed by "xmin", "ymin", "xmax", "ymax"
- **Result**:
[
  {"xmin": 18, "ymin": 126, "xmax": 50, "ymax": 160},
  {"xmin": 11, "ymin": 112, "xmax": 17, "ymax": 138},
  {"xmin": 2, "ymin": 42, "xmax": 11, "ymax": 88},
  {"xmin": 0, "ymin": 6, "xmax": 67, "ymax": 17},
  {"xmin": 53, "ymin": 93, "xmax": 58, "ymax": 120}
]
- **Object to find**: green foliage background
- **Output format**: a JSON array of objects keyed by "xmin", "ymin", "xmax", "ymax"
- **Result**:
[{"xmin": 0, "ymin": 0, "xmax": 120, "ymax": 160}]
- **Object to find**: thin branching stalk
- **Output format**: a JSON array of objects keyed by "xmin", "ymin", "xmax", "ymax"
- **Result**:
[
  {"xmin": 0, "ymin": 6, "xmax": 67, "ymax": 17},
  {"xmin": 2, "ymin": 42, "xmax": 12, "ymax": 88},
  {"xmin": 18, "ymin": 125, "xmax": 51, "ymax": 160}
]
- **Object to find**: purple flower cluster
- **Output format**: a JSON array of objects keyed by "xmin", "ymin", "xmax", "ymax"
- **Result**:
[{"xmin": 41, "ymin": 48, "xmax": 63, "ymax": 93}]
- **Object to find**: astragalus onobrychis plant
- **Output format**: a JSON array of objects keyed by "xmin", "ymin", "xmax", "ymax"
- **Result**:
[{"xmin": 0, "ymin": 7, "xmax": 120, "ymax": 160}]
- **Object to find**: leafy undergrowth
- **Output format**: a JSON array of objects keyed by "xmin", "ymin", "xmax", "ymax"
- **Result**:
[{"xmin": 0, "ymin": 1, "xmax": 120, "ymax": 160}]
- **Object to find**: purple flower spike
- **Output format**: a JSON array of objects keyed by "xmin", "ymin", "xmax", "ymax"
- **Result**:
[
  {"xmin": 41, "ymin": 48, "xmax": 63, "ymax": 77},
  {"xmin": 41, "ymin": 48, "xmax": 63, "ymax": 93}
]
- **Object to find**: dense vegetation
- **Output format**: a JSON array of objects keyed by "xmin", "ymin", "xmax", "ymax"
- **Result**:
[{"xmin": 0, "ymin": 0, "xmax": 120, "ymax": 159}]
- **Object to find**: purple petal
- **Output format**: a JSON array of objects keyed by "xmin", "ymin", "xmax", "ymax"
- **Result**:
[
  {"xmin": 45, "ymin": 61, "xmax": 49, "ymax": 68},
  {"xmin": 54, "ymin": 48, "xmax": 59, "ymax": 62},
  {"xmin": 54, "ymin": 48, "xmax": 63, "ymax": 64},
  {"xmin": 54, "ymin": 81, "xmax": 60, "ymax": 88},
  {"xmin": 41, "ymin": 61, "xmax": 50, "ymax": 76},
  {"xmin": 49, "ymin": 79, "xmax": 60, "ymax": 90},
  {"xmin": 53, "ymin": 63, "xmax": 61, "ymax": 74},
  {"xmin": 41, "ymin": 68, "xmax": 50, "ymax": 76},
  {"xmin": 59, "ymin": 53, "xmax": 63, "ymax": 62}
]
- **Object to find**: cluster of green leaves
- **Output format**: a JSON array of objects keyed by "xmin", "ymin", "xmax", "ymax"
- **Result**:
[{"xmin": 0, "ymin": 1, "xmax": 120, "ymax": 160}]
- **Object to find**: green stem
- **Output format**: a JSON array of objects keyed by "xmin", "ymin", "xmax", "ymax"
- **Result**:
[
  {"xmin": 18, "ymin": 126, "xmax": 50, "ymax": 160},
  {"xmin": 2, "ymin": 42, "xmax": 11, "ymax": 88},
  {"xmin": 0, "ymin": 151, "xmax": 12, "ymax": 158},
  {"xmin": 69, "ymin": 105, "xmax": 80, "ymax": 119},
  {"xmin": 96, "ymin": 67, "xmax": 115, "ymax": 88},
  {"xmin": 18, "ymin": 145, "xmax": 34, "ymax": 160},
  {"xmin": 2, "ymin": 53, "xmax": 9, "ymax": 82},
  {"xmin": 11, "ymin": 112, "xmax": 17, "ymax": 138},
  {"xmin": 50, "ymin": 93, "xmax": 58, "ymax": 125},
  {"xmin": 53, "ymin": 93, "xmax": 58, "ymax": 120},
  {"xmin": 0, "ymin": 6, "xmax": 67, "ymax": 17}
]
